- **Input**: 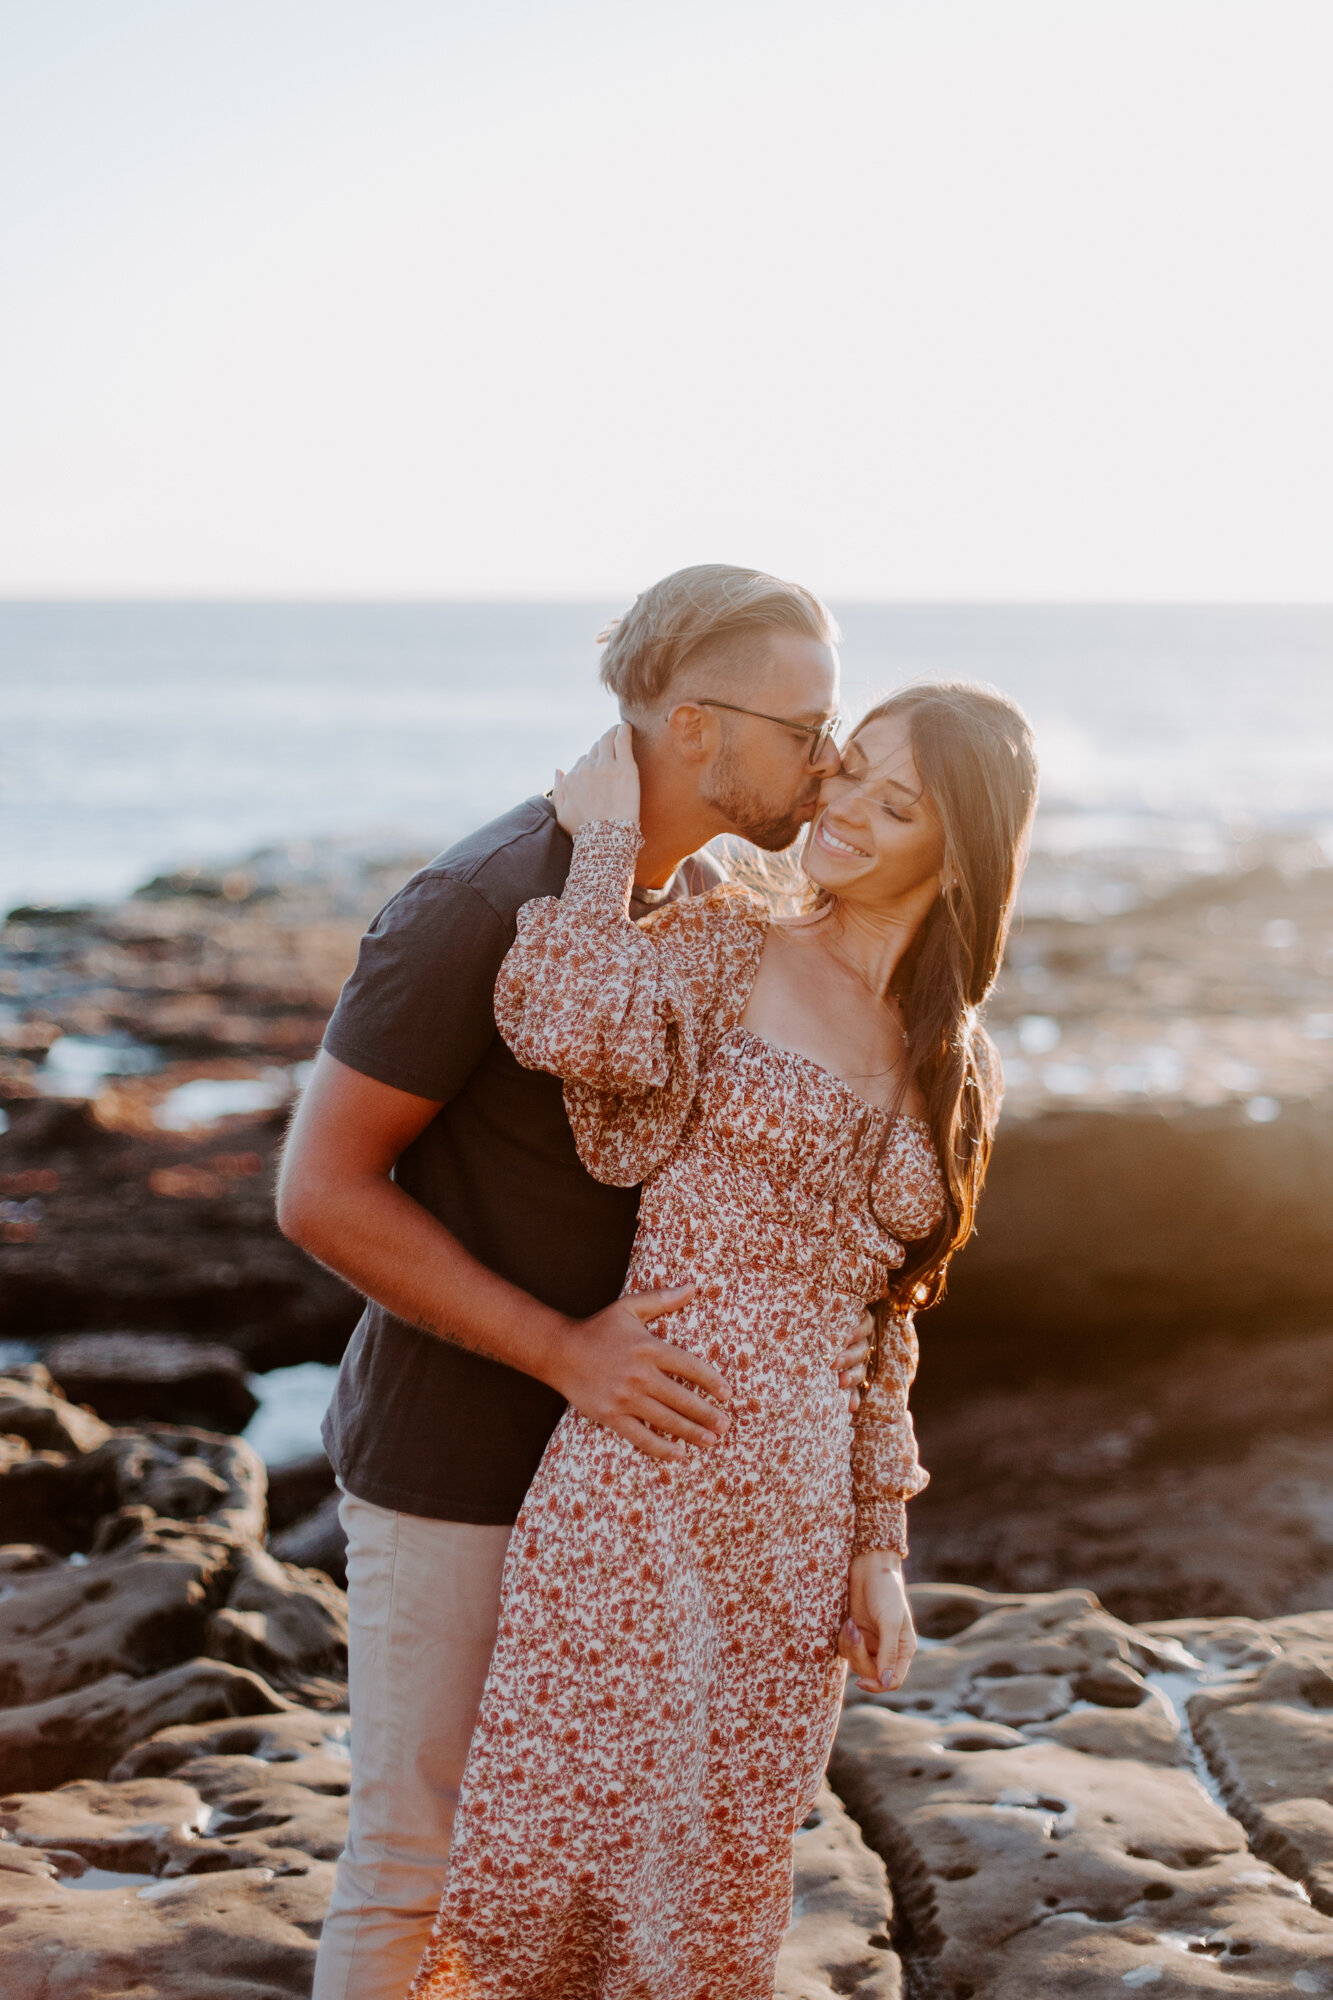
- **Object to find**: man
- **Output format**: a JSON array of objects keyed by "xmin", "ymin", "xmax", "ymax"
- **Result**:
[{"xmin": 278, "ymin": 563, "xmax": 868, "ymax": 2000}]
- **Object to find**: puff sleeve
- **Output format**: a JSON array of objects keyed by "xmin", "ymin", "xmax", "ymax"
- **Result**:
[{"xmin": 493, "ymin": 818, "xmax": 767, "ymax": 1187}]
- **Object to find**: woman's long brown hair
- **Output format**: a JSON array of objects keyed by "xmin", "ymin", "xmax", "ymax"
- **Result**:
[{"xmin": 810, "ymin": 681, "xmax": 1038, "ymax": 1313}]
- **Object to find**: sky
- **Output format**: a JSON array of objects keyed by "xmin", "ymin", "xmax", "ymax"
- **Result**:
[{"xmin": 1, "ymin": 0, "xmax": 1330, "ymax": 600}]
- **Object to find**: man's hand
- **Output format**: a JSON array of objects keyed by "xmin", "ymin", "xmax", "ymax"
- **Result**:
[
  {"xmin": 279, "ymin": 1057, "xmax": 732, "ymax": 1469},
  {"xmin": 836, "ymin": 1308, "xmax": 874, "ymax": 1414},
  {"xmin": 553, "ymin": 722, "xmax": 641, "ymax": 836},
  {"xmin": 545, "ymin": 1284, "xmax": 733, "ymax": 1462},
  {"xmin": 839, "ymin": 1551, "xmax": 916, "ymax": 1693}
]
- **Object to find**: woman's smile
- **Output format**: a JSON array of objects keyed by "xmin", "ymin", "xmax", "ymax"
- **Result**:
[{"xmin": 814, "ymin": 815, "xmax": 871, "ymax": 860}]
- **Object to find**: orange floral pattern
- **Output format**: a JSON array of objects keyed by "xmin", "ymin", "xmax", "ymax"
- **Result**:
[{"xmin": 409, "ymin": 819, "xmax": 945, "ymax": 2000}]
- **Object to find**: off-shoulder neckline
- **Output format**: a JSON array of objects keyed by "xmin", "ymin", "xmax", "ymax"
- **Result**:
[{"xmin": 725, "ymin": 1024, "xmax": 933, "ymax": 1130}]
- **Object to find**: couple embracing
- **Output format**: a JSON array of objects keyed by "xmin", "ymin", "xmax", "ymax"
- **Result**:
[{"xmin": 278, "ymin": 564, "xmax": 1037, "ymax": 2000}]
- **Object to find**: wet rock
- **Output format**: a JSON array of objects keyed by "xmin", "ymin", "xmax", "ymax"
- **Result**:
[
  {"xmin": 1039, "ymin": 1699, "xmax": 1185, "ymax": 1767},
  {"xmin": 205, "ymin": 1546, "xmax": 348, "ymax": 1686},
  {"xmin": 266, "ymin": 1451, "xmax": 337, "ymax": 1534},
  {"xmin": 0, "ymin": 850, "xmax": 411, "ymax": 1365},
  {"xmin": 1146, "ymin": 1615, "xmax": 1286, "ymax": 1673},
  {"xmin": 930, "ymin": 857, "xmax": 1333, "ymax": 1365},
  {"xmin": 828, "ymin": 1585, "xmax": 1333, "ymax": 1994},
  {"xmin": 0, "ymin": 1545, "xmax": 58, "ymax": 1581},
  {"xmin": 0, "ymin": 1362, "xmax": 109, "ymax": 1452},
  {"xmin": 776, "ymin": 1785, "xmax": 901, "ymax": 2000},
  {"xmin": 0, "ymin": 1657, "xmax": 292, "ymax": 1791},
  {"xmin": 909, "ymin": 1325, "xmax": 1333, "ymax": 1622},
  {"xmin": 0, "ymin": 1857, "xmax": 331, "ymax": 1998},
  {"xmin": 836, "ymin": 1723, "xmax": 1332, "ymax": 1984},
  {"xmin": 0, "ymin": 1368, "xmax": 266, "ymax": 1551},
  {"xmin": 4, "ymin": 1551, "xmax": 1333, "ymax": 1992},
  {"xmin": 1188, "ymin": 1641, "xmax": 1333, "ymax": 1914},
  {"xmin": 270, "ymin": 1490, "xmax": 347, "ymax": 1587},
  {"xmin": 1071, "ymin": 1658, "xmax": 1149, "ymax": 1707},
  {"xmin": 846, "ymin": 1588, "xmax": 1147, "ymax": 1723},
  {"xmin": 0, "ymin": 1709, "xmax": 353, "ymax": 1996},
  {"xmin": 44, "ymin": 1331, "xmax": 259, "ymax": 1433},
  {"xmin": 0, "ymin": 1513, "xmax": 238, "ymax": 1708},
  {"xmin": 0, "ymin": 1077, "xmax": 356, "ymax": 1365},
  {"xmin": 6, "ymin": 839, "xmax": 1333, "ymax": 1386},
  {"xmin": 931, "ymin": 1093, "xmax": 1333, "ymax": 1375},
  {"xmin": 2, "ymin": 1771, "xmax": 252, "ymax": 1874},
  {"xmin": 111, "ymin": 1703, "xmax": 348, "ymax": 1781},
  {"xmin": 0, "ymin": 1345, "xmax": 351, "ymax": 1985}
]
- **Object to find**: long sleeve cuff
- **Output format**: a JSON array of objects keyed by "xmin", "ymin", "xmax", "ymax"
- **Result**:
[
  {"xmin": 563, "ymin": 819, "xmax": 644, "ymax": 919},
  {"xmin": 852, "ymin": 1497, "xmax": 911, "ymax": 1560}
]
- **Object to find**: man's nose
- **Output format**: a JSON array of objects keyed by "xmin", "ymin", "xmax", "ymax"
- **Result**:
[{"xmin": 811, "ymin": 735, "xmax": 843, "ymax": 779}]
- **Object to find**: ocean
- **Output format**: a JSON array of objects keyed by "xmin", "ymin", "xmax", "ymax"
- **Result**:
[{"xmin": 3, "ymin": 600, "xmax": 1331, "ymax": 921}]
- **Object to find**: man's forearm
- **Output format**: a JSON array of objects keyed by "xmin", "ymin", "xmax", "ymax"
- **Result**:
[{"xmin": 281, "ymin": 1169, "xmax": 567, "ymax": 1383}]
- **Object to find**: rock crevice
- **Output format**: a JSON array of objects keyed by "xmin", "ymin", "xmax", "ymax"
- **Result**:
[{"xmin": 4, "ymin": 1371, "xmax": 1333, "ymax": 1994}]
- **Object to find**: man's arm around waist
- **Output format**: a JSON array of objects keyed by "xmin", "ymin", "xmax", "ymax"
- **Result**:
[{"xmin": 276, "ymin": 1050, "xmax": 732, "ymax": 1462}]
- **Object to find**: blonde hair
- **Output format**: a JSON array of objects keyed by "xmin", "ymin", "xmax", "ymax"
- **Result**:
[{"xmin": 598, "ymin": 564, "xmax": 839, "ymax": 711}]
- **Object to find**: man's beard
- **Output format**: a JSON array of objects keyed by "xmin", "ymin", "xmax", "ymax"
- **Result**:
[{"xmin": 701, "ymin": 741, "xmax": 818, "ymax": 853}]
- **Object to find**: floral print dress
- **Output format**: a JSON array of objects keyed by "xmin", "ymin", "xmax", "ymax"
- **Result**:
[{"xmin": 409, "ymin": 819, "xmax": 946, "ymax": 2000}]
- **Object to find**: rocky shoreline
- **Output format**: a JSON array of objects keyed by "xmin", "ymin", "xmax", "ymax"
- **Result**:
[
  {"xmin": 2, "ymin": 1364, "xmax": 1332, "ymax": 1995},
  {"xmin": 3, "ymin": 835, "xmax": 1333, "ymax": 1989},
  {"xmin": 5, "ymin": 835, "xmax": 1333, "ymax": 1616},
  {"xmin": 5, "ymin": 829, "xmax": 1332, "ymax": 1370}
]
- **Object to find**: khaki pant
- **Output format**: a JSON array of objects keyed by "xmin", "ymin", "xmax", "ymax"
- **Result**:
[{"xmin": 312, "ymin": 1488, "xmax": 512, "ymax": 2000}]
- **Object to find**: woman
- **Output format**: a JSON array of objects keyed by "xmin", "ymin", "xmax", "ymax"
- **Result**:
[{"xmin": 410, "ymin": 681, "xmax": 1037, "ymax": 2000}]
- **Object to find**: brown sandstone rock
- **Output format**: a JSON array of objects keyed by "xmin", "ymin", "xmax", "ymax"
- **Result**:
[
  {"xmin": 0, "ymin": 1514, "xmax": 238, "ymax": 1708},
  {"xmin": 908, "ymin": 1326, "xmax": 1333, "ymax": 1623},
  {"xmin": 776, "ymin": 1785, "xmax": 902, "ymax": 2000},
  {"xmin": 205, "ymin": 1546, "xmax": 348, "ymax": 1686},
  {"xmin": 111, "ymin": 1705, "xmax": 348, "ymax": 1780},
  {"xmin": 0, "ymin": 1086, "xmax": 356, "ymax": 1364},
  {"xmin": 927, "ymin": 858, "xmax": 1333, "ymax": 1366},
  {"xmin": 0, "ymin": 1708, "xmax": 352, "ymax": 1995},
  {"xmin": 0, "ymin": 856, "xmax": 399, "ymax": 1363},
  {"xmin": 44, "ymin": 1331, "xmax": 259, "ymax": 1433},
  {"xmin": 832, "ymin": 1701, "xmax": 1333, "ymax": 1995},
  {"xmin": 1187, "ymin": 1645, "xmax": 1333, "ymax": 1914},
  {"xmin": 0, "ymin": 1367, "xmax": 266, "ymax": 1551},
  {"xmin": 269, "ymin": 1489, "xmax": 347, "ymax": 1586},
  {"xmin": 266, "ymin": 1452, "xmax": 337, "ymax": 1533},
  {"xmin": 0, "ymin": 1658, "xmax": 292, "ymax": 1791},
  {"xmin": 830, "ymin": 1585, "xmax": 1333, "ymax": 1993},
  {"xmin": 0, "ymin": 1857, "xmax": 332, "ymax": 1998},
  {"xmin": 0, "ymin": 1364, "xmax": 109, "ymax": 1452},
  {"xmin": 1039, "ymin": 1699, "xmax": 1185, "ymax": 1767}
]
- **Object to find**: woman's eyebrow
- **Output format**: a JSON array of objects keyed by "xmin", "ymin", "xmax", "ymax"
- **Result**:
[
  {"xmin": 880, "ymin": 773, "xmax": 920, "ymax": 801},
  {"xmin": 849, "ymin": 761, "xmax": 920, "ymax": 803}
]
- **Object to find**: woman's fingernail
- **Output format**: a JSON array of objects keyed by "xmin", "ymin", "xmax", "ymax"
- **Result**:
[{"xmin": 880, "ymin": 1672, "xmax": 897, "ymax": 1689}]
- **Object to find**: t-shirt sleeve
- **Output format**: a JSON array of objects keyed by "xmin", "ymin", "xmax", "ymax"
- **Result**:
[
  {"xmin": 680, "ymin": 845, "xmax": 728, "ymax": 894},
  {"xmin": 322, "ymin": 870, "xmax": 511, "ymax": 1105}
]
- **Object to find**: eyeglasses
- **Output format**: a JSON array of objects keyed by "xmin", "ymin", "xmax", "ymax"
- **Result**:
[{"xmin": 689, "ymin": 698, "xmax": 844, "ymax": 768}]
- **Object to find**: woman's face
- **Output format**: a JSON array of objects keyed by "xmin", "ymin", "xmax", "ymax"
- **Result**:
[{"xmin": 807, "ymin": 714, "xmax": 948, "ymax": 912}]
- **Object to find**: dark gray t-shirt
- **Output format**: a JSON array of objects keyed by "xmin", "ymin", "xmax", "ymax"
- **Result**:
[{"xmin": 320, "ymin": 795, "xmax": 722, "ymax": 1523}]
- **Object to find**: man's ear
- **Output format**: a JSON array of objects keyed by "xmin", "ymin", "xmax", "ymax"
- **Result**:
[{"xmin": 663, "ymin": 701, "xmax": 716, "ymax": 766}]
